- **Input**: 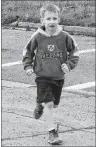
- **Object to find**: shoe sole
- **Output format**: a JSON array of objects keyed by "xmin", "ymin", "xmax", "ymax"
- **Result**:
[{"xmin": 48, "ymin": 139, "xmax": 63, "ymax": 145}]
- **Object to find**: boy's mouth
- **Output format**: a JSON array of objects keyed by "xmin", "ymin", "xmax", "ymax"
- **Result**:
[
  {"xmin": 50, "ymin": 25, "xmax": 54, "ymax": 27},
  {"xmin": 49, "ymin": 25, "xmax": 55, "ymax": 29},
  {"xmin": 49, "ymin": 25, "xmax": 55, "ymax": 27}
]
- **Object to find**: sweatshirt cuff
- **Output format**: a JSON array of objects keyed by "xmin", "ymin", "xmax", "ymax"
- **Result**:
[{"xmin": 66, "ymin": 62, "xmax": 71, "ymax": 71}]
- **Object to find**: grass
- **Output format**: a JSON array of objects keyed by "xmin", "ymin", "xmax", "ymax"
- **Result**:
[{"xmin": 2, "ymin": 0, "xmax": 95, "ymax": 27}]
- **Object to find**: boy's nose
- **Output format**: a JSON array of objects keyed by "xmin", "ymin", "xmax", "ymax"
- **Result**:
[
  {"xmin": 49, "ymin": 21, "xmax": 55, "ymax": 25},
  {"xmin": 50, "ymin": 19, "xmax": 55, "ymax": 23}
]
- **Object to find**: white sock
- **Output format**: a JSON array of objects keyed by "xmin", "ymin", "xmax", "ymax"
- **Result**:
[{"xmin": 44, "ymin": 101, "xmax": 55, "ymax": 131}]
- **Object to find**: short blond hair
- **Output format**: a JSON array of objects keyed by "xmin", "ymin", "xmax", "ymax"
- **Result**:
[{"xmin": 40, "ymin": 4, "xmax": 60, "ymax": 18}]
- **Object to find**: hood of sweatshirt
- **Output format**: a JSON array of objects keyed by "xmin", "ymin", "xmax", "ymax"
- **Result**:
[{"xmin": 36, "ymin": 25, "xmax": 63, "ymax": 37}]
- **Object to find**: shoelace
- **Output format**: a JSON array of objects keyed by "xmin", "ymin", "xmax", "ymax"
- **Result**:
[
  {"xmin": 37, "ymin": 105, "xmax": 44, "ymax": 114},
  {"xmin": 54, "ymin": 124, "xmax": 59, "ymax": 137},
  {"xmin": 57, "ymin": 124, "xmax": 59, "ymax": 132}
]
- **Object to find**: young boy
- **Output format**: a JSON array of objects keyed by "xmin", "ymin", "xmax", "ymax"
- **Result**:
[{"xmin": 23, "ymin": 4, "xmax": 79, "ymax": 145}]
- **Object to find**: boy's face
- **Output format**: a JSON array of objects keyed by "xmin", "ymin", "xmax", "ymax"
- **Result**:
[{"xmin": 41, "ymin": 11, "xmax": 60, "ymax": 34}]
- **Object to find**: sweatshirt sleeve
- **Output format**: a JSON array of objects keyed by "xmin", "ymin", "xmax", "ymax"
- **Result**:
[
  {"xmin": 22, "ymin": 33, "xmax": 37, "ymax": 70},
  {"xmin": 66, "ymin": 34, "xmax": 79, "ymax": 70}
]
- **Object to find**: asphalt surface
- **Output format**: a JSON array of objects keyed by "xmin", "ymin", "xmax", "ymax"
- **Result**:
[
  {"xmin": 1, "ymin": 28, "xmax": 95, "ymax": 146},
  {"xmin": 2, "ymin": 29, "xmax": 95, "ymax": 87},
  {"xmin": 2, "ymin": 86, "xmax": 95, "ymax": 146}
]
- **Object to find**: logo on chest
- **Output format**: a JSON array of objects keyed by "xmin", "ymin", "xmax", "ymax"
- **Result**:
[{"xmin": 47, "ymin": 45, "xmax": 55, "ymax": 51}]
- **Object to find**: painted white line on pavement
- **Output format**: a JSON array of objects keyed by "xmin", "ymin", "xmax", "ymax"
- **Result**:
[
  {"xmin": 79, "ymin": 49, "xmax": 95, "ymax": 54},
  {"xmin": 64, "ymin": 82, "xmax": 95, "ymax": 90},
  {"xmin": 2, "ymin": 49, "xmax": 95, "ymax": 67},
  {"xmin": 2, "ymin": 80, "xmax": 95, "ymax": 90},
  {"xmin": 2, "ymin": 80, "xmax": 32, "ymax": 88},
  {"xmin": 2, "ymin": 61, "xmax": 22, "ymax": 67}
]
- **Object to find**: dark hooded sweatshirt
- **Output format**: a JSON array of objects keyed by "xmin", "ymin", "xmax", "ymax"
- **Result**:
[{"xmin": 22, "ymin": 25, "xmax": 79, "ymax": 80}]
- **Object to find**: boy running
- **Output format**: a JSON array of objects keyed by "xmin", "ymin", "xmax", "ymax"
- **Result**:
[{"xmin": 23, "ymin": 4, "xmax": 79, "ymax": 145}]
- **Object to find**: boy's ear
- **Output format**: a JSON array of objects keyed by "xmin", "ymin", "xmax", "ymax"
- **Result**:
[
  {"xmin": 58, "ymin": 18, "xmax": 60, "ymax": 23},
  {"xmin": 40, "ymin": 18, "xmax": 43, "ymax": 24}
]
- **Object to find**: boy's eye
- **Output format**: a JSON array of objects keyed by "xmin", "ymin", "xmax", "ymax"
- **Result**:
[
  {"xmin": 46, "ymin": 17, "xmax": 57, "ymax": 21},
  {"xmin": 53, "ymin": 17, "xmax": 57, "ymax": 20},
  {"xmin": 46, "ymin": 18, "xmax": 51, "ymax": 20}
]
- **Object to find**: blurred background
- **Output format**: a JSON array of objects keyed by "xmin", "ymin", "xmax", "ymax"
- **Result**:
[{"xmin": 2, "ymin": 0, "xmax": 95, "ymax": 27}]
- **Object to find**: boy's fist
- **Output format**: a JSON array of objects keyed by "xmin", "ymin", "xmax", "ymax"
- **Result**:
[
  {"xmin": 26, "ymin": 69, "xmax": 34, "ymax": 76},
  {"xmin": 61, "ymin": 63, "xmax": 69, "ymax": 74}
]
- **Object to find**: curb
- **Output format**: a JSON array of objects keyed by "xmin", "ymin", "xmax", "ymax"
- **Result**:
[
  {"xmin": 62, "ymin": 25, "xmax": 95, "ymax": 37},
  {"xmin": 3, "ymin": 22, "xmax": 95, "ymax": 37},
  {"xmin": 19, "ymin": 22, "xmax": 95, "ymax": 37}
]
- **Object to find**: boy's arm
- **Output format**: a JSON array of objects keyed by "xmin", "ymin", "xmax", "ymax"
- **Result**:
[
  {"xmin": 66, "ymin": 34, "xmax": 79, "ymax": 70},
  {"xmin": 22, "ymin": 33, "xmax": 37, "ymax": 70}
]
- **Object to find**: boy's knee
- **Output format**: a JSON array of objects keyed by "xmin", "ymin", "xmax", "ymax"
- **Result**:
[{"xmin": 45, "ymin": 101, "xmax": 54, "ymax": 109}]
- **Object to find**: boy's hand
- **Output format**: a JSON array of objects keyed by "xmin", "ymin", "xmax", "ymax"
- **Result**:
[
  {"xmin": 61, "ymin": 63, "xmax": 69, "ymax": 74},
  {"xmin": 26, "ymin": 69, "xmax": 34, "ymax": 76}
]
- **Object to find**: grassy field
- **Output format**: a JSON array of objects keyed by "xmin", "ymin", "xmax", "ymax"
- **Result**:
[{"xmin": 2, "ymin": 0, "xmax": 95, "ymax": 27}]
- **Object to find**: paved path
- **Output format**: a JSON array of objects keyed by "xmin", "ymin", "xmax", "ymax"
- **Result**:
[
  {"xmin": 2, "ymin": 85, "xmax": 95, "ymax": 146},
  {"xmin": 2, "ymin": 28, "xmax": 95, "ymax": 146}
]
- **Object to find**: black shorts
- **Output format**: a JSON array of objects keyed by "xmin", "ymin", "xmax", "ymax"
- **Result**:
[{"xmin": 36, "ymin": 78, "xmax": 64, "ymax": 105}]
